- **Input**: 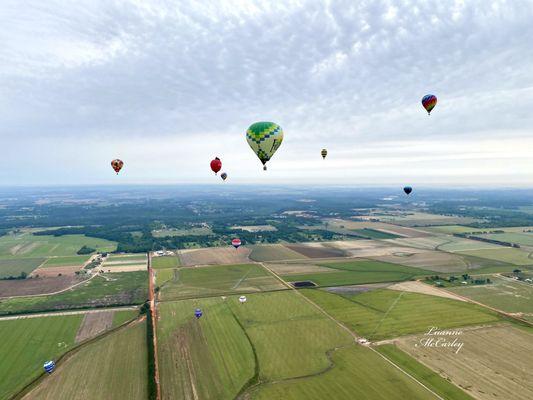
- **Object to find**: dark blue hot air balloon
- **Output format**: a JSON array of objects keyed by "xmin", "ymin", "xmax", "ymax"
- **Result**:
[
  {"xmin": 403, "ymin": 186, "xmax": 413, "ymax": 195},
  {"xmin": 195, "ymin": 308, "xmax": 203, "ymax": 319}
]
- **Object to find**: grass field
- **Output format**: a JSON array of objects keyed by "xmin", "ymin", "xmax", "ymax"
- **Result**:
[
  {"xmin": 151, "ymin": 255, "xmax": 180, "ymax": 269},
  {"xmin": 281, "ymin": 260, "xmax": 433, "ymax": 287},
  {"xmin": 396, "ymin": 324, "xmax": 533, "ymax": 400},
  {"xmin": 24, "ymin": 321, "xmax": 147, "ymax": 400},
  {"xmin": 230, "ymin": 291, "xmax": 353, "ymax": 381},
  {"xmin": 112, "ymin": 309, "xmax": 139, "ymax": 327},
  {"xmin": 0, "ymin": 257, "xmax": 44, "ymax": 278},
  {"xmin": 351, "ymin": 228, "xmax": 401, "ymax": 239},
  {"xmin": 41, "ymin": 256, "xmax": 89, "ymax": 268},
  {"xmin": 376, "ymin": 345, "xmax": 474, "ymax": 400},
  {"xmin": 158, "ymin": 298, "xmax": 254, "ymax": 400},
  {"xmin": 0, "ymin": 232, "xmax": 116, "ymax": 258},
  {"xmin": 422, "ymin": 225, "xmax": 476, "ymax": 234},
  {"xmin": 475, "ymin": 232, "xmax": 533, "ymax": 246},
  {"xmin": 0, "ymin": 314, "xmax": 83, "ymax": 399},
  {"xmin": 250, "ymin": 345, "xmax": 440, "ymax": 400},
  {"xmin": 158, "ymin": 264, "xmax": 286, "ymax": 300},
  {"xmin": 372, "ymin": 250, "xmax": 470, "ymax": 273},
  {"xmin": 437, "ymin": 237, "xmax": 502, "ymax": 252},
  {"xmin": 455, "ymin": 248, "xmax": 533, "ymax": 265},
  {"xmin": 0, "ymin": 271, "xmax": 148, "ymax": 315},
  {"xmin": 248, "ymin": 244, "xmax": 305, "ymax": 262},
  {"xmin": 302, "ymin": 289, "xmax": 499, "ymax": 340},
  {"xmin": 448, "ymin": 276, "xmax": 533, "ymax": 317}
]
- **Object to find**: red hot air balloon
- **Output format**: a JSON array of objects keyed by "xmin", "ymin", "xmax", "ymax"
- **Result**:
[
  {"xmin": 231, "ymin": 238, "xmax": 242, "ymax": 249},
  {"xmin": 111, "ymin": 159, "xmax": 124, "ymax": 174},
  {"xmin": 210, "ymin": 157, "xmax": 222, "ymax": 175}
]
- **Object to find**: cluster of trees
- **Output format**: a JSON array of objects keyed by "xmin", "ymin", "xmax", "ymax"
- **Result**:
[
  {"xmin": 0, "ymin": 271, "xmax": 27, "ymax": 280},
  {"xmin": 77, "ymin": 245, "xmax": 96, "ymax": 255},
  {"xmin": 454, "ymin": 233, "xmax": 520, "ymax": 248},
  {"xmin": 425, "ymin": 274, "xmax": 492, "ymax": 286}
]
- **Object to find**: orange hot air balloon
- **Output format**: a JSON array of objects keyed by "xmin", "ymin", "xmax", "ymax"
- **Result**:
[{"xmin": 111, "ymin": 159, "xmax": 124, "ymax": 174}]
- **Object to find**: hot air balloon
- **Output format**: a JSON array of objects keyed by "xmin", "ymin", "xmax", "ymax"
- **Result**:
[
  {"xmin": 221, "ymin": 172, "xmax": 228, "ymax": 181},
  {"xmin": 239, "ymin": 295, "xmax": 247, "ymax": 304},
  {"xmin": 111, "ymin": 159, "xmax": 124, "ymax": 174},
  {"xmin": 194, "ymin": 308, "xmax": 203, "ymax": 319},
  {"xmin": 246, "ymin": 122, "xmax": 284, "ymax": 170},
  {"xmin": 210, "ymin": 157, "xmax": 222, "ymax": 175},
  {"xmin": 43, "ymin": 361, "xmax": 55, "ymax": 374},
  {"xmin": 403, "ymin": 186, "xmax": 413, "ymax": 195},
  {"xmin": 321, "ymin": 149, "xmax": 327, "ymax": 159},
  {"xmin": 232, "ymin": 238, "xmax": 241, "ymax": 249},
  {"xmin": 421, "ymin": 94, "xmax": 437, "ymax": 115}
]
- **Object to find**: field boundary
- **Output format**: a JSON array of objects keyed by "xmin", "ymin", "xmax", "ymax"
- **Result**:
[{"xmin": 147, "ymin": 253, "xmax": 161, "ymax": 400}]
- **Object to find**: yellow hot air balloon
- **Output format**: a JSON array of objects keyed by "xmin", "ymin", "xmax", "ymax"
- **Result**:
[
  {"xmin": 321, "ymin": 149, "xmax": 327, "ymax": 159},
  {"xmin": 246, "ymin": 122, "xmax": 283, "ymax": 170}
]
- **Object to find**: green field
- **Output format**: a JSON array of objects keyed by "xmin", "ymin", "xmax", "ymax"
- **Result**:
[
  {"xmin": 41, "ymin": 255, "xmax": 90, "ymax": 267},
  {"xmin": 0, "ymin": 257, "xmax": 44, "ymax": 278},
  {"xmin": 0, "ymin": 314, "xmax": 83, "ymax": 399},
  {"xmin": 437, "ymin": 237, "xmax": 502, "ymax": 252},
  {"xmin": 282, "ymin": 260, "xmax": 433, "ymax": 287},
  {"xmin": 158, "ymin": 298, "xmax": 254, "ymax": 400},
  {"xmin": 376, "ymin": 345, "xmax": 474, "ymax": 400},
  {"xmin": 351, "ymin": 228, "xmax": 400, "ymax": 239},
  {"xmin": 251, "ymin": 345, "xmax": 440, "ymax": 400},
  {"xmin": 26, "ymin": 321, "xmax": 147, "ymax": 400},
  {"xmin": 112, "ymin": 309, "xmax": 139, "ymax": 327},
  {"xmin": 151, "ymin": 255, "xmax": 180, "ymax": 269},
  {"xmin": 249, "ymin": 244, "xmax": 305, "ymax": 262},
  {"xmin": 0, "ymin": 232, "xmax": 116, "ymax": 258},
  {"xmin": 448, "ymin": 276, "xmax": 533, "ymax": 319},
  {"xmin": 456, "ymin": 248, "xmax": 533, "ymax": 265},
  {"xmin": 0, "ymin": 271, "xmax": 148, "ymax": 315},
  {"xmin": 106, "ymin": 254, "xmax": 147, "ymax": 262},
  {"xmin": 475, "ymin": 232, "xmax": 533, "ymax": 246},
  {"xmin": 158, "ymin": 264, "xmax": 286, "ymax": 300},
  {"xmin": 302, "ymin": 289, "xmax": 499, "ymax": 340},
  {"xmin": 422, "ymin": 225, "xmax": 476, "ymax": 234}
]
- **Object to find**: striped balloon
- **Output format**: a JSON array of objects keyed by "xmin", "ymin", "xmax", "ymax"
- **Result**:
[
  {"xmin": 232, "ymin": 238, "xmax": 242, "ymax": 249},
  {"xmin": 421, "ymin": 94, "xmax": 437, "ymax": 115},
  {"xmin": 43, "ymin": 361, "xmax": 55, "ymax": 374},
  {"xmin": 321, "ymin": 149, "xmax": 327, "ymax": 159}
]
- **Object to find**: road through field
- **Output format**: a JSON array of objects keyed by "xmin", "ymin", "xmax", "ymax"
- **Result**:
[
  {"xmin": 258, "ymin": 262, "xmax": 445, "ymax": 400},
  {"xmin": 148, "ymin": 253, "xmax": 162, "ymax": 400}
]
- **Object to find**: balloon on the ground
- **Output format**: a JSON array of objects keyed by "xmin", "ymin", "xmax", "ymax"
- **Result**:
[
  {"xmin": 239, "ymin": 295, "xmax": 247, "ymax": 303},
  {"xmin": 221, "ymin": 172, "xmax": 227, "ymax": 181},
  {"xmin": 195, "ymin": 308, "xmax": 203, "ymax": 319},
  {"xmin": 246, "ymin": 122, "xmax": 284, "ymax": 170},
  {"xmin": 43, "ymin": 361, "xmax": 55, "ymax": 374},
  {"xmin": 232, "ymin": 238, "xmax": 241, "ymax": 249},
  {"xmin": 421, "ymin": 94, "xmax": 437, "ymax": 115},
  {"xmin": 111, "ymin": 159, "xmax": 124, "ymax": 174},
  {"xmin": 403, "ymin": 186, "xmax": 413, "ymax": 195},
  {"xmin": 210, "ymin": 157, "xmax": 222, "ymax": 175},
  {"xmin": 321, "ymin": 149, "xmax": 327, "ymax": 159}
]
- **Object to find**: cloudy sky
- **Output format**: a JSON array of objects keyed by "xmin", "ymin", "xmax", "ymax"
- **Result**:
[{"xmin": 1, "ymin": 0, "xmax": 533, "ymax": 186}]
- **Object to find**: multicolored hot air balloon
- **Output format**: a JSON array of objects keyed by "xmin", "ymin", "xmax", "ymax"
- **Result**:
[
  {"xmin": 232, "ymin": 238, "xmax": 241, "ymax": 249},
  {"xmin": 246, "ymin": 122, "xmax": 284, "ymax": 170},
  {"xmin": 195, "ymin": 308, "xmax": 203, "ymax": 319},
  {"xmin": 210, "ymin": 157, "xmax": 222, "ymax": 175},
  {"xmin": 239, "ymin": 295, "xmax": 247, "ymax": 304},
  {"xmin": 321, "ymin": 149, "xmax": 328, "ymax": 159},
  {"xmin": 221, "ymin": 172, "xmax": 227, "ymax": 181},
  {"xmin": 111, "ymin": 159, "xmax": 124, "ymax": 174},
  {"xmin": 43, "ymin": 361, "xmax": 55, "ymax": 374},
  {"xmin": 421, "ymin": 94, "xmax": 437, "ymax": 115},
  {"xmin": 403, "ymin": 186, "xmax": 413, "ymax": 195}
]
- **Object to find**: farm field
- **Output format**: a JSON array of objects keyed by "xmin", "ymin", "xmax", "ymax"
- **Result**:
[
  {"xmin": 0, "ymin": 314, "xmax": 83, "ymax": 400},
  {"xmin": 421, "ymin": 225, "xmax": 477, "ymax": 234},
  {"xmin": 395, "ymin": 324, "xmax": 533, "ymax": 400},
  {"xmin": 0, "ymin": 275, "xmax": 84, "ymax": 297},
  {"xmin": 158, "ymin": 298, "xmax": 254, "ymax": 400},
  {"xmin": 158, "ymin": 264, "xmax": 286, "ymax": 301},
  {"xmin": 0, "ymin": 231, "xmax": 116, "ymax": 258},
  {"xmin": 178, "ymin": 247, "xmax": 251, "ymax": 266},
  {"xmin": 248, "ymin": 244, "xmax": 305, "ymax": 262},
  {"xmin": 281, "ymin": 260, "xmax": 433, "ymax": 287},
  {"xmin": 41, "ymin": 256, "xmax": 89, "ymax": 268},
  {"xmin": 362, "ymin": 212, "xmax": 477, "ymax": 227},
  {"xmin": 350, "ymin": 228, "xmax": 401, "ymax": 239},
  {"xmin": 302, "ymin": 289, "xmax": 499, "ymax": 340},
  {"xmin": 24, "ymin": 321, "xmax": 147, "ymax": 400},
  {"xmin": 447, "ymin": 275, "xmax": 533, "ymax": 319},
  {"xmin": 251, "ymin": 345, "xmax": 441, "ymax": 400},
  {"xmin": 285, "ymin": 243, "xmax": 346, "ymax": 258},
  {"xmin": 436, "ymin": 237, "xmax": 502, "ymax": 252},
  {"xmin": 371, "ymin": 250, "xmax": 469, "ymax": 272},
  {"xmin": 152, "ymin": 226, "xmax": 213, "ymax": 237},
  {"xmin": 324, "ymin": 219, "xmax": 428, "ymax": 237},
  {"xmin": 151, "ymin": 255, "xmax": 180, "ymax": 269},
  {"xmin": 475, "ymin": 231, "xmax": 533, "ymax": 246},
  {"xmin": 0, "ymin": 271, "xmax": 148, "ymax": 315},
  {"xmin": 455, "ymin": 248, "xmax": 533, "ymax": 265},
  {"xmin": 0, "ymin": 257, "xmax": 45, "ymax": 278}
]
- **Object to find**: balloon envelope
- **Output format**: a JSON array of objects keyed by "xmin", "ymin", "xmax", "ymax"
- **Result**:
[
  {"xmin": 43, "ymin": 361, "xmax": 55, "ymax": 374},
  {"xmin": 210, "ymin": 157, "xmax": 222, "ymax": 174},
  {"xmin": 239, "ymin": 295, "xmax": 247, "ymax": 303},
  {"xmin": 232, "ymin": 238, "xmax": 241, "ymax": 249},
  {"xmin": 403, "ymin": 186, "xmax": 413, "ymax": 195},
  {"xmin": 111, "ymin": 159, "xmax": 124, "ymax": 174},
  {"xmin": 321, "ymin": 149, "xmax": 327, "ymax": 159},
  {"xmin": 421, "ymin": 94, "xmax": 437, "ymax": 114},
  {"xmin": 194, "ymin": 308, "xmax": 203, "ymax": 319},
  {"xmin": 246, "ymin": 122, "xmax": 284, "ymax": 170}
]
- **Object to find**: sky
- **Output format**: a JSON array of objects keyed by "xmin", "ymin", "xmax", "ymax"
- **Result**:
[{"xmin": 1, "ymin": 0, "xmax": 533, "ymax": 187}]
